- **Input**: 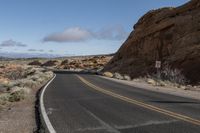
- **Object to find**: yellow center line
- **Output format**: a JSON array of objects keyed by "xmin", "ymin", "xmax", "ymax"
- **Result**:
[{"xmin": 76, "ymin": 75, "xmax": 200, "ymax": 126}]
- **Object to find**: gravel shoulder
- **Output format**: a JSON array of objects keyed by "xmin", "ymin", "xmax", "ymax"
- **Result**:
[
  {"xmin": 98, "ymin": 75, "xmax": 200, "ymax": 101},
  {"xmin": 0, "ymin": 89, "xmax": 37, "ymax": 133}
]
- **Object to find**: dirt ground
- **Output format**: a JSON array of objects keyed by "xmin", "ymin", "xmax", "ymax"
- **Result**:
[{"xmin": 0, "ymin": 89, "xmax": 38, "ymax": 133}]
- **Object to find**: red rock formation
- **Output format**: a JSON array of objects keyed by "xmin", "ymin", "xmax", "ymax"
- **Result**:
[
  {"xmin": 28, "ymin": 60, "xmax": 42, "ymax": 66},
  {"xmin": 104, "ymin": 0, "xmax": 200, "ymax": 84},
  {"xmin": 42, "ymin": 60, "xmax": 59, "ymax": 67}
]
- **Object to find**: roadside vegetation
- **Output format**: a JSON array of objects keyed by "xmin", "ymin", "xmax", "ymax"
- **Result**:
[
  {"xmin": 102, "ymin": 65, "xmax": 199, "ymax": 91},
  {"xmin": 0, "ymin": 63, "xmax": 53, "ymax": 106}
]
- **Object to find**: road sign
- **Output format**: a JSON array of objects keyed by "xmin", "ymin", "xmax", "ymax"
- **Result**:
[{"xmin": 155, "ymin": 61, "xmax": 161, "ymax": 68}]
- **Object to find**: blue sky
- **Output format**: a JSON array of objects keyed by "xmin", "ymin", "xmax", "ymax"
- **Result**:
[{"xmin": 0, "ymin": 0, "xmax": 189, "ymax": 57}]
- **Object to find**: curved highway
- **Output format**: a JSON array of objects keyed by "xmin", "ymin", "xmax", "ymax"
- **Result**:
[{"xmin": 42, "ymin": 72, "xmax": 200, "ymax": 133}]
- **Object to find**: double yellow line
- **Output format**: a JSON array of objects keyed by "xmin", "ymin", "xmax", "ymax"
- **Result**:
[{"xmin": 76, "ymin": 75, "xmax": 200, "ymax": 126}]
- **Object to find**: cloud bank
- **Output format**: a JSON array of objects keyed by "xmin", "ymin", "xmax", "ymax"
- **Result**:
[
  {"xmin": 0, "ymin": 39, "xmax": 27, "ymax": 47},
  {"xmin": 43, "ymin": 25, "xmax": 128, "ymax": 43},
  {"xmin": 43, "ymin": 27, "xmax": 92, "ymax": 42},
  {"xmin": 28, "ymin": 49, "xmax": 44, "ymax": 52}
]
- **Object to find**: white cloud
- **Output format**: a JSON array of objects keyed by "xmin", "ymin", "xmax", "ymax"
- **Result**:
[
  {"xmin": 95, "ymin": 25, "xmax": 129, "ymax": 40},
  {"xmin": 28, "ymin": 49, "xmax": 44, "ymax": 52},
  {"xmin": 28, "ymin": 49, "xmax": 37, "ymax": 52},
  {"xmin": 43, "ymin": 27, "xmax": 92, "ymax": 42},
  {"xmin": 43, "ymin": 25, "xmax": 129, "ymax": 43},
  {"xmin": 0, "ymin": 39, "xmax": 27, "ymax": 47}
]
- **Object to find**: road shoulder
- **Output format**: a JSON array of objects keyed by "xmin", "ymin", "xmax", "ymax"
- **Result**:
[{"xmin": 98, "ymin": 75, "xmax": 200, "ymax": 101}]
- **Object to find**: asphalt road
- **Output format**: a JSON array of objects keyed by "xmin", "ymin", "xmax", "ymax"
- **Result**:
[{"xmin": 43, "ymin": 72, "xmax": 200, "ymax": 133}]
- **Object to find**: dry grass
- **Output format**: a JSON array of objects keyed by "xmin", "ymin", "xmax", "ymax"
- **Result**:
[
  {"xmin": 0, "ymin": 64, "xmax": 53, "ymax": 105},
  {"xmin": 160, "ymin": 65, "xmax": 187, "ymax": 85}
]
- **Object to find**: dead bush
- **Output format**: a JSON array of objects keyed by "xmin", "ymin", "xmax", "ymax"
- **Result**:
[
  {"xmin": 9, "ymin": 89, "xmax": 25, "ymax": 102},
  {"xmin": 160, "ymin": 65, "xmax": 187, "ymax": 85}
]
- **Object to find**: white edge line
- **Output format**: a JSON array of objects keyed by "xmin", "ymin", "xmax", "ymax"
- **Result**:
[{"xmin": 40, "ymin": 74, "xmax": 57, "ymax": 133}]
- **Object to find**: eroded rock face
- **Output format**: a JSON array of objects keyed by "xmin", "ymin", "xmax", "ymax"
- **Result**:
[{"xmin": 104, "ymin": 0, "xmax": 200, "ymax": 84}]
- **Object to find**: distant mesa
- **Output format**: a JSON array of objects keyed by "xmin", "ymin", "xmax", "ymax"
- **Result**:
[{"xmin": 104, "ymin": 0, "xmax": 200, "ymax": 84}]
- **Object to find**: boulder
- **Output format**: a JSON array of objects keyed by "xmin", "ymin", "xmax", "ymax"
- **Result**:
[
  {"xmin": 103, "ymin": 72, "xmax": 113, "ymax": 78},
  {"xmin": 28, "ymin": 60, "xmax": 42, "ymax": 66},
  {"xmin": 42, "ymin": 60, "xmax": 58, "ymax": 67},
  {"xmin": 147, "ymin": 79, "xmax": 157, "ymax": 86},
  {"xmin": 124, "ymin": 75, "xmax": 131, "ymax": 81},
  {"xmin": 113, "ymin": 72, "xmax": 124, "ymax": 80}
]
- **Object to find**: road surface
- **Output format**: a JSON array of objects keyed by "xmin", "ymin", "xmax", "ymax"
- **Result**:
[{"xmin": 43, "ymin": 72, "xmax": 200, "ymax": 133}]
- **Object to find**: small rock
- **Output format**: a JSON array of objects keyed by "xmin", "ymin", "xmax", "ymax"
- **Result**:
[
  {"xmin": 180, "ymin": 86, "xmax": 186, "ymax": 90},
  {"xmin": 147, "ymin": 79, "xmax": 156, "ymax": 86},
  {"xmin": 113, "ymin": 72, "xmax": 124, "ymax": 80},
  {"xmin": 159, "ymin": 81, "xmax": 167, "ymax": 87},
  {"xmin": 124, "ymin": 75, "xmax": 131, "ymax": 81},
  {"xmin": 103, "ymin": 72, "xmax": 113, "ymax": 78},
  {"xmin": 184, "ymin": 85, "xmax": 192, "ymax": 90}
]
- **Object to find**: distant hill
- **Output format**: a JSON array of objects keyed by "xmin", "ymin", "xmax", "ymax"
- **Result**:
[{"xmin": 0, "ymin": 56, "xmax": 12, "ymax": 61}]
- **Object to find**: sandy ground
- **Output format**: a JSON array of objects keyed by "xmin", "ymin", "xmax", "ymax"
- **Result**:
[
  {"xmin": 99, "ymin": 76, "xmax": 200, "ymax": 101},
  {"xmin": 0, "ymin": 89, "xmax": 37, "ymax": 133}
]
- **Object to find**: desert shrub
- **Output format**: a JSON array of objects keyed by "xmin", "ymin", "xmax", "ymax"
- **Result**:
[
  {"xmin": 44, "ymin": 71, "xmax": 53, "ymax": 78},
  {"xmin": 4, "ymin": 69, "xmax": 24, "ymax": 80},
  {"xmin": 2, "ymin": 81, "xmax": 19, "ymax": 90},
  {"xmin": 4, "ymin": 66, "xmax": 36, "ymax": 80},
  {"xmin": 42, "ymin": 60, "xmax": 58, "ymax": 67},
  {"xmin": 0, "ymin": 84, "xmax": 7, "ymax": 92},
  {"xmin": 28, "ymin": 70, "xmax": 53, "ymax": 85},
  {"xmin": 18, "ymin": 78, "xmax": 38, "ymax": 89},
  {"xmin": 160, "ymin": 65, "xmax": 187, "ymax": 85},
  {"xmin": 28, "ymin": 60, "xmax": 42, "ymax": 66},
  {"xmin": 0, "ymin": 64, "xmax": 54, "ymax": 104},
  {"xmin": 61, "ymin": 59, "xmax": 69, "ymax": 65},
  {"xmin": 9, "ymin": 89, "xmax": 25, "ymax": 102},
  {"xmin": 0, "ymin": 93, "xmax": 10, "ymax": 105},
  {"xmin": 8, "ymin": 86, "xmax": 31, "ymax": 102}
]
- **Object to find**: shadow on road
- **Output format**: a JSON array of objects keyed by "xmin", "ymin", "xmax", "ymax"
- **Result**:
[{"xmin": 53, "ymin": 70, "xmax": 98, "ymax": 75}]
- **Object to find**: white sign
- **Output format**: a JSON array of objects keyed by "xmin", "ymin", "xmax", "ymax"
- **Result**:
[{"xmin": 155, "ymin": 61, "xmax": 161, "ymax": 68}]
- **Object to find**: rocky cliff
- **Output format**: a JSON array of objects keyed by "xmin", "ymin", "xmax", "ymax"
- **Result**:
[{"xmin": 104, "ymin": 0, "xmax": 200, "ymax": 84}]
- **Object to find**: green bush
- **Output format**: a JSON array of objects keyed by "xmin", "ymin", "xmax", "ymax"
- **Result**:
[
  {"xmin": 0, "ymin": 65, "xmax": 53, "ymax": 104},
  {"xmin": 0, "ymin": 93, "xmax": 10, "ymax": 105},
  {"xmin": 9, "ymin": 89, "xmax": 25, "ymax": 102}
]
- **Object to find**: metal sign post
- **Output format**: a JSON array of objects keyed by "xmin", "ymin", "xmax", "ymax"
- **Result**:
[
  {"xmin": 155, "ymin": 61, "xmax": 161, "ymax": 85},
  {"xmin": 155, "ymin": 61, "xmax": 161, "ymax": 69}
]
